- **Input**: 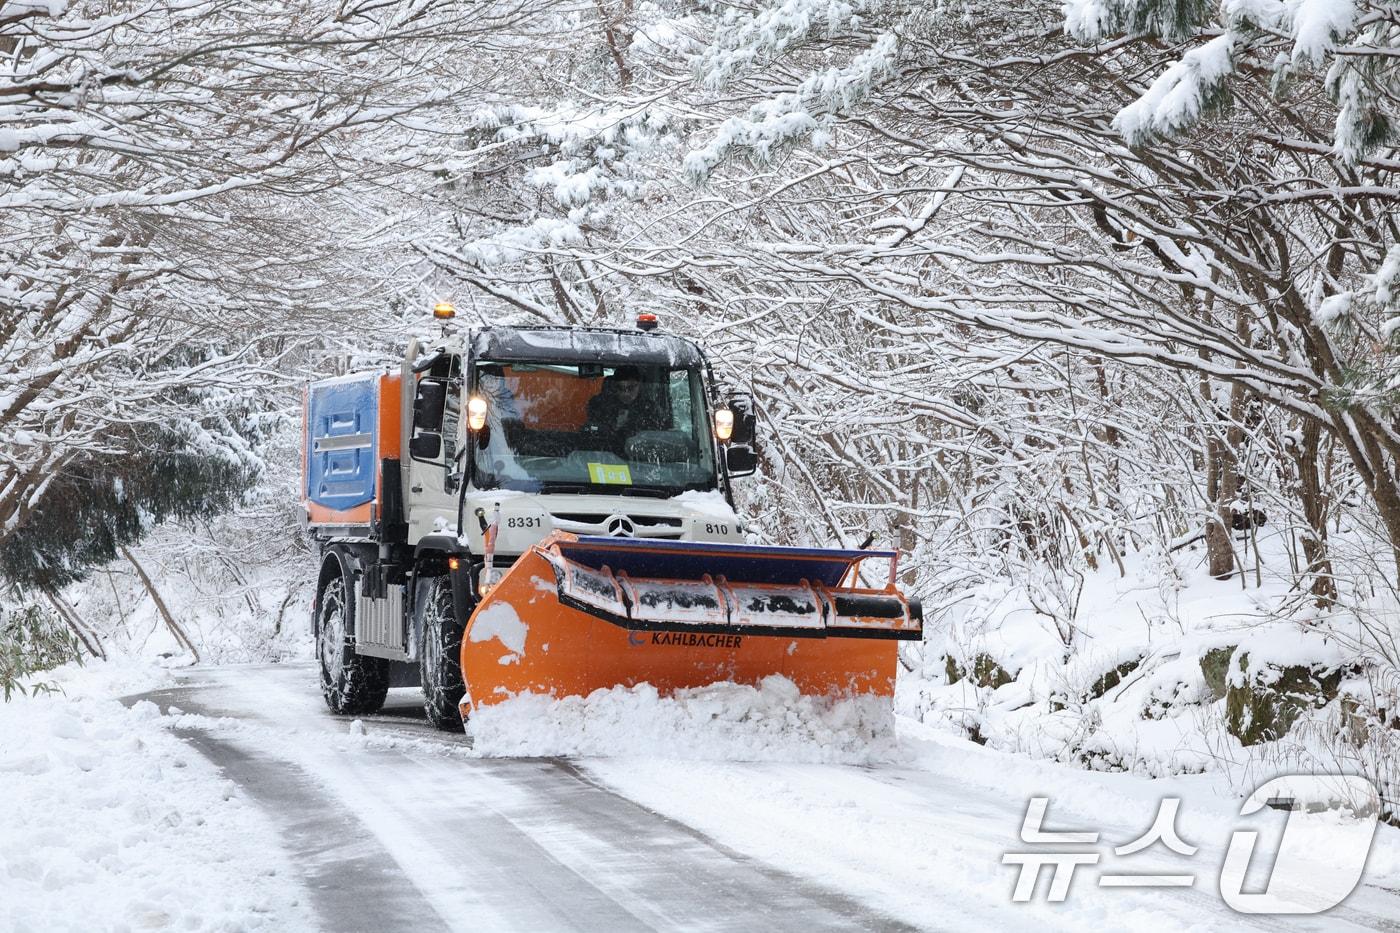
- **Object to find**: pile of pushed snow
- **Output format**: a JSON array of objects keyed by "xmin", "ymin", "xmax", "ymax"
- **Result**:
[
  {"xmin": 467, "ymin": 675, "xmax": 902, "ymax": 764},
  {"xmin": 0, "ymin": 688, "xmax": 311, "ymax": 931},
  {"xmin": 45, "ymin": 653, "xmax": 179, "ymax": 698}
]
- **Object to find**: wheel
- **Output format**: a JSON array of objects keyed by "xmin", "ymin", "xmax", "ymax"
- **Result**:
[
  {"xmin": 317, "ymin": 564, "xmax": 389, "ymax": 716},
  {"xmin": 420, "ymin": 574, "xmax": 467, "ymax": 732}
]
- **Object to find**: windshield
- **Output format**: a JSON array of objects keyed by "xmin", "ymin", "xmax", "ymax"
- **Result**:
[{"xmin": 469, "ymin": 360, "xmax": 718, "ymax": 495}]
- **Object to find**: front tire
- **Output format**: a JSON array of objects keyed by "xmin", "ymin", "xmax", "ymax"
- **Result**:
[
  {"xmin": 317, "ymin": 565, "xmax": 389, "ymax": 716},
  {"xmin": 420, "ymin": 574, "xmax": 467, "ymax": 732}
]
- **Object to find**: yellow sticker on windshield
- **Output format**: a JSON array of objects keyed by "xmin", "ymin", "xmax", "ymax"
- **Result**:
[{"xmin": 587, "ymin": 463, "xmax": 633, "ymax": 485}]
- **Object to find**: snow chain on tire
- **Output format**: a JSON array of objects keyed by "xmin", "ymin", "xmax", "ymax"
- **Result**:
[
  {"xmin": 317, "ymin": 564, "xmax": 389, "ymax": 716},
  {"xmin": 420, "ymin": 574, "xmax": 467, "ymax": 732}
]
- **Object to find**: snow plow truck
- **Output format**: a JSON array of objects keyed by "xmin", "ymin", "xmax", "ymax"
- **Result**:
[{"xmin": 301, "ymin": 307, "xmax": 922, "ymax": 730}]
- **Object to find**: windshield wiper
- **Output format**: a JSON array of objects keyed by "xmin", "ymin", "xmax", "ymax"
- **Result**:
[
  {"xmin": 620, "ymin": 486, "xmax": 672, "ymax": 498},
  {"xmin": 540, "ymin": 483, "xmax": 589, "ymax": 494}
]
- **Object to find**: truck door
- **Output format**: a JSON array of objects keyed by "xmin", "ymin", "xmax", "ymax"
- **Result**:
[{"xmin": 404, "ymin": 353, "xmax": 462, "ymax": 544}]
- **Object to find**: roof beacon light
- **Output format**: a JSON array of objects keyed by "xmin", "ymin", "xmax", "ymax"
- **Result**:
[
  {"xmin": 714, "ymin": 408, "xmax": 734, "ymax": 442},
  {"xmin": 467, "ymin": 395, "xmax": 488, "ymax": 432},
  {"xmin": 433, "ymin": 302, "xmax": 456, "ymax": 320},
  {"xmin": 636, "ymin": 312, "xmax": 659, "ymax": 332}
]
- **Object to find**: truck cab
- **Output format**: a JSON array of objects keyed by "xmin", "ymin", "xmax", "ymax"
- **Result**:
[{"xmin": 407, "ymin": 324, "xmax": 757, "ymax": 560}]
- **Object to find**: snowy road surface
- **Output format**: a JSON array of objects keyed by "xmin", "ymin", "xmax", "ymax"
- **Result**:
[{"xmin": 132, "ymin": 664, "xmax": 1400, "ymax": 932}]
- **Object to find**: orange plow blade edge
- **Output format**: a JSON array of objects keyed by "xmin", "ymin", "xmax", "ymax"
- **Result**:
[{"xmin": 459, "ymin": 533, "xmax": 922, "ymax": 717}]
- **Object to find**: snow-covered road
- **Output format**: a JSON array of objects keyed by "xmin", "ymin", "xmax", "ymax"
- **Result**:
[
  {"xmin": 133, "ymin": 665, "xmax": 906, "ymax": 932},
  {"xmin": 129, "ymin": 664, "xmax": 1400, "ymax": 932}
]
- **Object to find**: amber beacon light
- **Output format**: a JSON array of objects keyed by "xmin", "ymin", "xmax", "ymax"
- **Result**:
[
  {"xmin": 433, "ymin": 302, "xmax": 456, "ymax": 320},
  {"xmin": 636, "ymin": 312, "xmax": 659, "ymax": 331}
]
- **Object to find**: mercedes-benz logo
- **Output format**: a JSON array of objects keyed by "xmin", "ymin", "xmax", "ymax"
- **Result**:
[{"xmin": 605, "ymin": 515, "xmax": 634, "ymax": 537}]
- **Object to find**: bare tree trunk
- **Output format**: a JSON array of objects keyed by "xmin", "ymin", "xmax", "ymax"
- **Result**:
[
  {"xmin": 897, "ymin": 479, "xmax": 920, "ymax": 587},
  {"xmin": 40, "ymin": 588, "xmax": 105, "ymax": 661},
  {"xmin": 1325, "ymin": 409, "xmax": 1400, "ymax": 582},
  {"xmin": 216, "ymin": 551, "xmax": 261, "ymax": 618},
  {"xmin": 1202, "ymin": 297, "xmax": 1253, "ymax": 582},
  {"xmin": 1293, "ymin": 419, "xmax": 1337, "ymax": 606},
  {"xmin": 593, "ymin": 0, "xmax": 633, "ymax": 87},
  {"xmin": 273, "ymin": 590, "xmax": 296, "ymax": 638},
  {"xmin": 121, "ymin": 546, "xmax": 200, "ymax": 663},
  {"xmin": 1202, "ymin": 382, "xmax": 1242, "ymax": 579},
  {"xmin": 1090, "ymin": 354, "xmax": 1122, "ymax": 512}
]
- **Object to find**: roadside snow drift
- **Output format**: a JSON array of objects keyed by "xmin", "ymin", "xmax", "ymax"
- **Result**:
[
  {"xmin": 467, "ymin": 674, "xmax": 901, "ymax": 763},
  {"xmin": 0, "ymin": 672, "xmax": 310, "ymax": 932}
]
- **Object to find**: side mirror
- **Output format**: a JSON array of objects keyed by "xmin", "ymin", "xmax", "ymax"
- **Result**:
[
  {"xmin": 414, "ymin": 379, "xmax": 447, "ymax": 431},
  {"xmin": 410, "ymin": 432, "xmax": 442, "ymax": 460},
  {"xmin": 728, "ymin": 393, "xmax": 757, "ymax": 447},
  {"xmin": 724, "ymin": 444, "xmax": 758, "ymax": 477}
]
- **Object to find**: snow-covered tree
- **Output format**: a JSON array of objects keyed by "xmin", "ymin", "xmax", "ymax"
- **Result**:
[
  {"xmin": 1066, "ymin": 0, "xmax": 1400, "ymax": 163},
  {"xmin": 0, "ymin": 0, "xmax": 553, "ymax": 586}
]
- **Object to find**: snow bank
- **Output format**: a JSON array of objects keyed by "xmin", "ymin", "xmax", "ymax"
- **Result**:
[
  {"xmin": 0, "ymin": 684, "xmax": 311, "ymax": 931},
  {"xmin": 900, "ymin": 514, "xmax": 1400, "ymax": 849},
  {"xmin": 467, "ymin": 675, "xmax": 901, "ymax": 764},
  {"xmin": 44, "ymin": 653, "xmax": 178, "ymax": 699},
  {"xmin": 586, "ymin": 715, "xmax": 1400, "ymax": 928}
]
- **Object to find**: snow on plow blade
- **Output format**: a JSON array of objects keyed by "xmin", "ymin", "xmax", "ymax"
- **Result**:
[{"xmin": 459, "ymin": 533, "xmax": 922, "ymax": 716}]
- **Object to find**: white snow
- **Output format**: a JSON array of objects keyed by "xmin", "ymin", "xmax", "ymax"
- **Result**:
[
  {"xmin": 1314, "ymin": 291, "xmax": 1352, "ymax": 324},
  {"xmin": 1223, "ymin": 0, "xmax": 1287, "ymax": 28},
  {"xmin": 1367, "ymin": 244, "xmax": 1400, "ymax": 306},
  {"xmin": 455, "ymin": 218, "xmax": 584, "ymax": 265},
  {"xmin": 697, "ymin": 0, "xmax": 867, "ymax": 86},
  {"xmin": 1114, "ymin": 35, "xmax": 1236, "ymax": 144},
  {"xmin": 466, "ymin": 675, "xmax": 899, "ymax": 763},
  {"xmin": 468, "ymin": 601, "xmax": 529, "ymax": 658},
  {"xmin": 1062, "ymin": 0, "xmax": 1114, "ymax": 40},
  {"xmin": 583, "ymin": 717, "xmax": 1400, "ymax": 929},
  {"xmin": 685, "ymin": 30, "xmax": 895, "ymax": 181},
  {"xmin": 8, "ymin": 659, "xmax": 1397, "ymax": 931},
  {"xmin": 0, "ymin": 663, "xmax": 311, "ymax": 932},
  {"xmin": 525, "ymin": 160, "xmax": 604, "ymax": 207},
  {"xmin": 1289, "ymin": 0, "xmax": 1357, "ymax": 64},
  {"xmin": 671, "ymin": 488, "xmax": 739, "ymax": 519}
]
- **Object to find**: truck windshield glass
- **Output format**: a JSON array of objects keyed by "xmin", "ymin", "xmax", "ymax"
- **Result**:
[{"xmin": 470, "ymin": 361, "xmax": 718, "ymax": 494}]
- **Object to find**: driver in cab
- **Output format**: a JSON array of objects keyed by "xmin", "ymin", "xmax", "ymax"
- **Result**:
[{"xmin": 586, "ymin": 366, "xmax": 659, "ymax": 454}]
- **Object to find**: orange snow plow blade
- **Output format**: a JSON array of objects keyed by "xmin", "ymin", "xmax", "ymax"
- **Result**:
[{"xmin": 459, "ymin": 533, "xmax": 922, "ymax": 716}]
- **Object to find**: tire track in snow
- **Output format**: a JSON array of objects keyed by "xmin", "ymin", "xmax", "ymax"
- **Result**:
[
  {"xmin": 130, "ymin": 666, "xmax": 916, "ymax": 932},
  {"xmin": 140, "ymin": 709, "xmax": 449, "ymax": 933}
]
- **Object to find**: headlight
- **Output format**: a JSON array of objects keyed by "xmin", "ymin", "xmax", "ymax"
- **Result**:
[
  {"xmin": 714, "ymin": 408, "xmax": 734, "ymax": 441},
  {"xmin": 467, "ymin": 395, "xmax": 488, "ymax": 431}
]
